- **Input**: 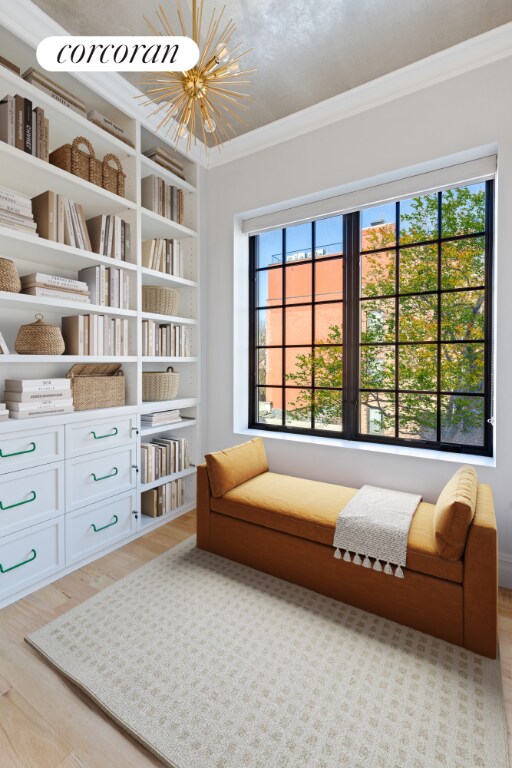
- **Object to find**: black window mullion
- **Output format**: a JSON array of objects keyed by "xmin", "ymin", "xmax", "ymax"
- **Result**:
[
  {"xmin": 281, "ymin": 228, "xmax": 286, "ymax": 427},
  {"xmin": 343, "ymin": 212, "xmax": 359, "ymax": 438},
  {"xmin": 311, "ymin": 221, "xmax": 316, "ymax": 430},
  {"xmin": 395, "ymin": 201, "xmax": 400, "ymax": 439},
  {"xmin": 248, "ymin": 236, "xmax": 257, "ymax": 425},
  {"xmin": 484, "ymin": 178, "xmax": 494, "ymax": 449},
  {"xmin": 436, "ymin": 191, "xmax": 442, "ymax": 443}
]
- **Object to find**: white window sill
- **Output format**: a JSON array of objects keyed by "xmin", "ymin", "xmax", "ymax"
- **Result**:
[{"xmin": 235, "ymin": 427, "xmax": 496, "ymax": 468}]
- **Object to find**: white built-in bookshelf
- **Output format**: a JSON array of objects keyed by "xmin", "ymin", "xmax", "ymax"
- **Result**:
[{"xmin": 0, "ymin": 22, "xmax": 201, "ymax": 606}]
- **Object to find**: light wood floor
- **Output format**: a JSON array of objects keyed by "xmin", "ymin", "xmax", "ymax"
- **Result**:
[{"xmin": 0, "ymin": 510, "xmax": 510, "ymax": 768}]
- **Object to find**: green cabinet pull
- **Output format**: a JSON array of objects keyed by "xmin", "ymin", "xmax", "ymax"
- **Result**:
[
  {"xmin": 0, "ymin": 548, "xmax": 37, "ymax": 574},
  {"xmin": 91, "ymin": 427, "xmax": 118, "ymax": 440},
  {"xmin": 91, "ymin": 467, "xmax": 118, "ymax": 482},
  {"xmin": 0, "ymin": 442, "xmax": 36, "ymax": 459},
  {"xmin": 91, "ymin": 515, "xmax": 119, "ymax": 533},
  {"xmin": 0, "ymin": 490, "xmax": 37, "ymax": 511}
]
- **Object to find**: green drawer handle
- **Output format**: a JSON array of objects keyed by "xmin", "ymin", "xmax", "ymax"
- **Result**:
[
  {"xmin": 0, "ymin": 490, "xmax": 37, "ymax": 511},
  {"xmin": 91, "ymin": 514, "xmax": 119, "ymax": 533},
  {"xmin": 91, "ymin": 427, "xmax": 118, "ymax": 440},
  {"xmin": 0, "ymin": 442, "xmax": 36, "ymax": 459},
  {"xmin": 0, "ymin": 548, "xmax": 37, "ymax": 574},
  {"xmin": 91, "ymin": 467, "xmax": 119, "ymax": 482}
]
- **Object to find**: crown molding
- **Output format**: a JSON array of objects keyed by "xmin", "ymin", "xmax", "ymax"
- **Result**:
[{"xmin": 206, "ymin": 21, "xmax": 512, "ymax": 169}]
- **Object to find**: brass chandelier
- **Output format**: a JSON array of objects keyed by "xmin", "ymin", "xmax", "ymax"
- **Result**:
[{"xmin": 140, "ymin": 1, "xmax": 254, "ymax": 150}]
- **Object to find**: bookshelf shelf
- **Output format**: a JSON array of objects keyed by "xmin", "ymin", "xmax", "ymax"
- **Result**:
[
  {"xmin": 140, "ymin": 267, "xmax": 197, "ymax": 289},
  {"xmin": 140, "ymin": 418, "xmax": 197, "ymax": 438},
  {"xmin": 140, "ymin": 311, "xmax": 197, "ymax": 325},
  {"xmin": 140, "ymin": 466, "xmax": 197, "ymax": 492},
  {"xmin": 0, "ymin": 291, "xmax": 138, "ymax": 317},
  {"xmin": 140, "ymin": 208, "xmax": 196, "ymax": 240},
  {"xmin": 140, "ymin": 155, "xmax": 196, "ymax": 194},
  {"xmin": 140, "ymin": 499, "xmax": 196, "ymax": 529},
  {"xmin": 139, "ymin": 398, "xmax": 200, "ymax": 415}
]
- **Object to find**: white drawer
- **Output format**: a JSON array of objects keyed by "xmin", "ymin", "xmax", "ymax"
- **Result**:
[
  {"xmin": 0, "ymin": 462, "xmax": 64, "ymax": 539},
  {"xmin": 66, "ymin": 444, "xmax": 137, "ymax": 511},
  {"xmin": 0, "ymin": 427, "xmax": 64, "ymax": 476},
  {"xmin": 65, "ymin": 415, "xmax": 137, "ymax": 457},
  {"xmin": 0, "ymin": 518, "xmax": 64, "ymax": 603},
  {"xmin": 65, "ymin": 491, "xmax": 138, "ymax": 567}
]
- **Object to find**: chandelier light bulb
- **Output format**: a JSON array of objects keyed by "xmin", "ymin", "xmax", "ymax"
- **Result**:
[
  {"xmin": 178, "ymin": 123, "xmax": 189, "ymax": 140},
  {"xmin": 214, "ymin": 42, "xmax": 230, "ymax": 64},
  {"xmin": 204, "ymin": 116, "xmax": 216, "ymax": 133},
  {"xmin": 227, "ymin": 61, "xmax": 240, "ymax": 74}
]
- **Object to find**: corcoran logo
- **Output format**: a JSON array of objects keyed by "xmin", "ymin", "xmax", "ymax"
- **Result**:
[{"xmin": 36, "ymin": 36, "xmax": 199, "ymax": 72}]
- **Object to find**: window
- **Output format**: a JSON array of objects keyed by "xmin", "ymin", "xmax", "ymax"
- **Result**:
[{"xmin": 249, "ymin": 180, "xmax": 494, "ymax": 456}]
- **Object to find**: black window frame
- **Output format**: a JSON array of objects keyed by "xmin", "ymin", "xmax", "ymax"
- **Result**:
[{"xmin": 249, "ymin": 179, "xmax": 494, "ymax": 457}]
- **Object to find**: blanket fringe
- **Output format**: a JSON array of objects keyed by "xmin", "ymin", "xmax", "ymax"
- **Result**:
[
  {"xmin": 362, "ymin": 556, "xmax": 372, "ymax": 569},
  {"xmin": 334, "ymin": 547, "xmax": 341, "ymax": 560},
  {"xmin": 333, "ymin": 551, "xmax": 405, "ymax": 578},
  {"xmin": 395, "ymin": 565, "xmax": 404, "ymax": 579},
  {"xmin": 343, "ymin": 551, "xmax": 352, "ymax": 562},
  {"xmin": 373, "ymin": 559, "xmax": 382, "ymax": 572},
  {"xmin": 353, "ymin": 553, "xmax": 362, "ymax": 566},
  {"xmin": 384, "ymin": 562, "xmax": 393, "ymax": 575}
]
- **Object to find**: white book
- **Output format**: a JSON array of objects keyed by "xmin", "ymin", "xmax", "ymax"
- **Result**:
[
  {"xmin": 7, "ymin": 399, "xmax": 73, "ymax": 411},
  {"xmin": 114, "ymin": 216, "xmax": 122, "ymax": 260},
  {"xmin": 89, "ymin": 313, "xmax": 98, "ymax": 355},
  {"xmin": 21, "ymin": 273, "xmax": 88, "ymax": 290},
  {"xmin": 4, "ymin": 388, "xmax": 71, "ymax": 403},
  {"xmin": 0, "ymin": 185, "xmax": 31, "ymax": 207},
  {"xmin": 5, "ymin": 378, "xmax": 70, "ymax": 392},
  {"xmin": 97, "ymin": 314, "xmax": 104, "ymax": 356},
  {"xmin": 0, "ymin": 95, "xmax": 15, "ymax": 146},
  {"xmin": 114, "ymin": 318, "xmax": 121, "ymax": 356},
  {"xmin": 70, "ymin": 201, "xmax": 85, "ymax": 250},
  {"xmin": 23, "ymin": 288, "xmax": 91, "ymax": 303},
  {"xmin": 63, "ymin": 199, "xmax": 76, "ymax": 247},
  {"xmin": 9, "ymin": 406, "xmax": 74, "ymax": 419}
]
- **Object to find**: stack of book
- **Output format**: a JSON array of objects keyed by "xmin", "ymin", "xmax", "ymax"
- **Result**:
[
  {"xmin": 0, "ymin": 402, "xmax": 8, "ymax": 422},
  {"xmin": 143, "ymin": 146, "xmax": 185, "ymax": 180},
  {"xmin": 141, "ymin": 437, "xmax": 190, "ymax": 483},
  {"xmin": 141, "ymin": 409, "xmax": 183, "ymax": 428},
  {"xmin": 22, "ymin": 68, "xmax": 86, "ymax": 117},
  {"xmin": 78, "ymin": 265, "xmax": 131, "ymax": 309},
  {"xmin": 0, "ymin": 55, "xmax": 20, "ymax": 76},
  {"xmin": 86, "ymin": 214, "xmax": 131, "ymax": 260},
  {"xmin": 0, "ymin": 94, "xmax": 49, "ymax": 160},
  {"xmin": 31, "ymin": 190, "xmax": 92, "ymax": 250},
  {"xmin": 141, "ymin": 238, "xmax": 183, "ymax": 276},
  {"xmin": 3, "ymin": 378, "xmax": 74, "ymax": 419},
  {"xmin": 87, "ymin": 110, "xmax": 134, "ymax": 148},
  {"xmin": 0, "ymin": 185, "xmax": 38, "ymax": 235},
  {"xmin": 21, "ymin": 272, "xmax": 90, "ymax": 304},
  {"xmin": 141, "ymin": 175, "xmax": 184, "ymax": 225},
  {"xmin": 62, "ymin": 314, "xmax": 129, "ymax": 356},
  {"xmin": 141, "ymin": 479, "xmax": 184, "ymax": 518},
  {"xmin": 142, "ymin": 320, "xmax": 192, "ymax": 357}
]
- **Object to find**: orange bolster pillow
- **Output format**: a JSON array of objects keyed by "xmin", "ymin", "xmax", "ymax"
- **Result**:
[
  {"xmin": 205, "ymin": 438, "xmax": 269, "ymax": 497},
  {"xmin": 434, "ymin": 465, "xmax": 478, "ymax": 560}
]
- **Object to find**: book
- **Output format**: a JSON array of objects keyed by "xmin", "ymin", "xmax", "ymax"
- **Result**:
[
  {"xmin": 7, "ymin": 399, "xmax": 73, "ymax": 412},
  {"xmin": 14, "ymin": 94, "xmax": 23, "ymax": 151},
  {"xmin": 22, "ymin": 69, "xmax": 86, "ymax": 114},
  {"xmin": 31, "ymin": 190, "xmax": 56, "ymax": 240},
  {"xmin": 86, "ymin": 214, "xmax": 107, "ymax": 255},
  {"xmin": 87, "ymin": 110, "xmax": 134, "ymax": 147},
  {"xmin": 20, "ymin": 273, "xmax": 88, "ymax": 289},
  {"xmin": 63, "ymin": 198, "xmax": 76, "ymax": 247},
  {"xmin": 21, "ymin": 281, "xmax": 89, "ymax": 296},
  {"xmin": 43, "ymin": 117, "xmax": 49, "ymax": 162},
  {"xmin": 0, "ymin": 184, "xmax": 31, "ymax": 207},
  {"xmin": 61, "ymin": 315, "xmax": 85, "ymax": 355},
  {"xmin": 57, "ymin": 195, "xmax": 65, "ymax": 243},
  {"xmin": 141, "ymin": 489, "xmax": 158, "ymax": 517},
  {"xmin": 0, "ymin": 330, "xmax": 9, "ymax": 354},
  {"xmin": 23, "ymin": 97, "xmax": 32, "ymax": 154},
  {"xmin": 76, "ymin": 204, "xmax": 92, "ymax": 251},
  {"xmin": 4, "ymin": 389, "xmax": 71, "ymax": 403},
  {"xmin": 0, "ymin": 95, "xmax": 15, "ymax": 146},
  {"xmin": 22, "ymin": 287, "xmax": 91, "ymax": 303},
  {"xmin": 9, "ymin": 406, "xmax": 74, "ymax": 419},
  {"xmin": 78, "ymin": 266, "xmax": 105, "ymax": 306},
  {"xmin": 5, "ymin": 378, "xmax": 70, "ymax": 392},
  {"xmin": 0, "ymin": 55, "xmax": 20, "ymax": 76}
]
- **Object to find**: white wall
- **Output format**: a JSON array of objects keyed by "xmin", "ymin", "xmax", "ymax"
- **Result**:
[{"xmin": 204, "ymin": 55, "xmax": 512, "ymax": 585}]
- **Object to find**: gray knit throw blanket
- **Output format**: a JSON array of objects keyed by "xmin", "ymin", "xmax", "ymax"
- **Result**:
[{"xmin": 333, "ymin": 485, "xmax": 422, "ymax": 578}]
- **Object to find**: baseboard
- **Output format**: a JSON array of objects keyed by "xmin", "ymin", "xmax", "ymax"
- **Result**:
[{"xmin": 499, "ymin": 552, "xmax": 512, "ymax": 589}]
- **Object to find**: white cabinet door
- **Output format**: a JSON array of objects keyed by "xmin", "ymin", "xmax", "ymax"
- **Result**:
[
  {"xmin": 0, "ymin": 427, "xmax": 64, "ymax": 476},
  {"xmin": 65, "ymin": 414, "xmax": 138, "ymax": 457},
  {"xmin": 0, "ymin": 518, "xmax": 64, "ymax": 605},
  {"xmin": 0, "ymin": 462, "xmax": 64, "ymax": 539},
  {"xmin": 65, "ymin": 491, "xmax": 138, "ymax": 567},
  {"xmin": 66, "ymin": 444, "xmax": 137, "ymax": 511}
]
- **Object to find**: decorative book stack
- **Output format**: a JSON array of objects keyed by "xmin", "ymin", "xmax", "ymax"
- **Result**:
[
  {"xmin": 0, "ymin": 185, "xmax": 38, "ymax": 235},
  {"xmin": 0, "ymin": 402, "xmax": 8, "ymax": 422},
  {"xmin": 86, "ymin": 214, "xmax": 131, "ymax": 260},
  {"xmin": 141, "ymin": 175, "xmax": 184, "ymax": 225},
  {"xmin": 141, "ymin": 409, "xmax": 182, "ymax": 428},
  {"xmin": 61, "ymin": 314, "xmax": 129, "ymax": 356},
  {"xmin": 20, "ymin": 272, "xmax": 91, "ymax": 304},
  {"xmin": 3, "ymin": 378, "xmax": 74, "ymax": 419},
  {"xmin": 142, "ymin": 320, "xmax": 192, "ymax": 357},
  {"xmin": 141, "ymin": 479, "xmax": 184, "ymax": 517},
  {"xmin": 78, "ymin": 265, "xmax": 131, "ymax": 309},
  {"xmin": 140, "ymin": 437, "xmax": 190, "ymax": 483},
  {"xmin": 0, "ymin": 93, "xmax": 49, "ymax": 160},
  {"xmin": 22, "ymin": 68, "xmax": 86, "ymax": 117},
  {"xmin": 31, "ymin": 190, "xmax": 93, "ymax": 251},
  {"xmin": 143, "ymin": 146, "xmax": 185, "ymax": 180},
  {"xmin": 141, "ymin": 238, "xmax": 182, "ymax": 276}
]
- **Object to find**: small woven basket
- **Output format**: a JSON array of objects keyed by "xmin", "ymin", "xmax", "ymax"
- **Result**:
[
  {"xmin": 15, "ymin": 314, "xmax": 65, "ymax": 355},
  {"xmin": 0, "ymin": 257, "xmax": 21, "ymax": 293},
  {"xmin": 67, "ymin": 363, "xmax": 125, "ymax": 411},
  {"xmin": 102, "ymin": 153, "xmax": 126, "ymax": 197},
  {"xmin": 142, "ymin": 286, "xmax": 179, "ymax": 316},
  {"xmin": 49, "ymin": 136, "xmax": 102, "ymax": 187},
  {"xmin": 142, "ymin": 366, "xmax": 179, "ymax": 402}
]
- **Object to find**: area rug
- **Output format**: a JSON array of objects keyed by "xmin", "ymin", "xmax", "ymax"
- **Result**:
[{"xmin": 26, "ymin": 538, "xmax": 509, "ymax": 768}]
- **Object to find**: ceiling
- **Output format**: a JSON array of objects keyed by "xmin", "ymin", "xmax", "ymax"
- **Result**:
[{"xmin": 32, "ymin": 0, "xmax": 512, "ymax": 141}]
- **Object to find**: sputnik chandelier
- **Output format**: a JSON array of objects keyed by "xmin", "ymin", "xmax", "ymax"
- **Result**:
[{"xmin": 140, "ymin": 1, "xmax": 254, "ymax": 150}]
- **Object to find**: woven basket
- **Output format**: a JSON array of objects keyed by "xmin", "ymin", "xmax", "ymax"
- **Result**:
[
  {"xmin": 142, "ymin": 286, "xmax": 179, "ymax": 316},
  {"xmin": 67, "ymin": 363, "xmax": 125, "ymax": 411},
  {"xmin": 142, "ymin": 366, "xmax": 179, "ymax": 402},
  {"xmin": 0, "ymin": 257, "xmax": 21, "ymax": 293},
  {"xmin": 102, "ymin": 153, "xmax": 126, "ymax": 197},
  {"xmin": 15, "ymin": 314, "xmax": 65, "ymax": 355},
  {"xmin": 49, "ymin": 136, "xmax": 102, "ymax": 187}
]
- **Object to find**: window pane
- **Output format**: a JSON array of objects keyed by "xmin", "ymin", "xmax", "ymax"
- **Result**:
[
  {"xmin": 285, "ymin": 262, "xmax": 312, "ymax": 305},
  {"xmin": 361, "ymin": 203, "xmax": 396, "ymax": 251},
  {"xmin": 257, "ymin": 229, "xmax": 282, "ymax": 268},
  {"xmin": 398, "ymin": 394, "xmax": 437, "ymax": 441},
  {"xmin": 286, "ymin": 222, "xmax": 312, "ymax": 263},
  {"xmin": 399, "ymin": 295, "xmax": 437, "ymax": 342},
  {"xmin": 399, "ymin": 193, "xmax": 438, "ymax": 245},
  {"xmin": 361, "ymin": 298, "xmax": 395, "ymax": 343},
  {"xmin": 360, "ymin": 345, "xmax": 395, "ymax": 390},
  {"xmin": 399, "ymin": 345, "xmax": 437, "ymax": 391},
  {"xmin": 285, "ymin": 388, "xmax": 312, "ymax": 428},
  {"xmin": 441, "ymin": 183, "xmax": 485, "ymax": 238},
  {"xmin": 257, "ymin": 308, "xmax": 282, "ymax": 346},
  {"xmin": 315, "ymin": 258, "xmax": 343, "ymax": 302},
  {"xmin": 314, "ymin": 346, "xmax": 343, "ymax": 387},
  {"xmin": 256, "ymin": 387, "xmax": 282, "ymax": 425},
  {"xmin": 285, "ymin": 347, "xmax": 312, "ymax": 387},
  {"xmin": 285, "ymin": 305, "xmax": 312, "ymax": 345},
  {"xmin": 441, "ymin": 237, "xmax": 485, "ymax": 289},
  {"xmin": 314, "ymin": 390, "xmax": 343, "ymax": 431},
  {"xmin": 315, "ymin": 215, "xmax": 343, "ymax": 257},
  {"xmin": 440, "ymin": 343, "xmax": 484, "ymax": 393},
  {"xmin": 315, "ymin": 303, "xmax": 343, "ymax": 342},
  {"xmin": 257, "ymin": 267, "xmax": 282, "ymax": 307},
  {"xmin": 440, "ymin": 395, "xmax": 484, "ymax": 446},
  {"xmin": 361, "ymin": 250, "xmax": 396, "ymax": 297},
  {"xmin": 399, "ymin": 244, "xmax": 438, "ymax": 294},
  {"xmin": 441, "ymin": 290, "xmax": 485, "ymax": 341},
  {"xmin": 360, "ymin": 392, "xmax": 395, "ymax": 437},
  {"xmin": 258, "ymin": 348, "xmax": 282, "ymax": 386}
]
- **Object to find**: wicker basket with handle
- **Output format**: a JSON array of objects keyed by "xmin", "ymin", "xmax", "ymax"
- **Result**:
[
  {"xmin": 49, "ymin": 136, "xmax": 102, "ymax": 187},
  {"xmin": 0, "ymin": 257, "xmax": 21, "ymax": 292},
  {"xmin": 142, "ymin": 286, "xmax": 179, "ymax": 316},
  {"xmin": 142, "ymin": 366, "xmax": 179, "ymax": 402},
  {"xmin": 15, "ymin": 314, "xmax": 65, "ymax": 355},
  {"xmin": 67, "ymin": 363, "xmax": 125, "ymax": 411},
  {"xmin": 102, "ymin": 153, "xmax": 126, "ymax": 197}
]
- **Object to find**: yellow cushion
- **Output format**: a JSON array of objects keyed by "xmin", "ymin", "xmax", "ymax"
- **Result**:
[
  {"xmin": 205, "ymin": 438, "xmax": 269, "ymax": 497},
  {"xmin": 434, "ymin": 465, "xmax": 478, "ymax": 560}
]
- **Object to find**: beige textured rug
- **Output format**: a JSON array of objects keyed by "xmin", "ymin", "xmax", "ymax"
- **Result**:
[{"xmin": 27, "ymin": 538, "xmax": 509, "ymax": 768}]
